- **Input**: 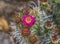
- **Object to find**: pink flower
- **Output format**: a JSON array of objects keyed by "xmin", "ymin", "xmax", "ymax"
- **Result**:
[{"xmin": 22, "ymin": 14, "xmax": 36, "ymax": 27}]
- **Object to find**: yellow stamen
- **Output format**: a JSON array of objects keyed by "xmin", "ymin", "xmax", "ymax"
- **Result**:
[
  {"xmin": 41, "ymin": 2, "xmax": 48, "ymax": 5},
  {"xmin": 25, "ymin": 17, "xmax": 32, "ymax": 23}
]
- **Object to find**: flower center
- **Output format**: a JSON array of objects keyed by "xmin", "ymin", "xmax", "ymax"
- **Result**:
[
  {"xmin": 46, "ymin": 21, "xmax": 52, "ymax": 27},
  {"xmin": 40, "ymin": 0, "xmax": 47, "ymax": 2},
  {"xmin": 25, "ymin": 17, "xmax": 32, "ymax": 23},
  {"xmin": 52, "ymin": 35, "xmax": 58, "ymax": 41}
]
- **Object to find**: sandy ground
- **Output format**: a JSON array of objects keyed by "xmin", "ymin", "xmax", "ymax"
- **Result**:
[
  {"xmin": 0, "ymin": 32, "xmax": 15, "ymax": 44},
  {"xmin": 0, "ymin": 0, "xmax": 19, "ymax": 44}
]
